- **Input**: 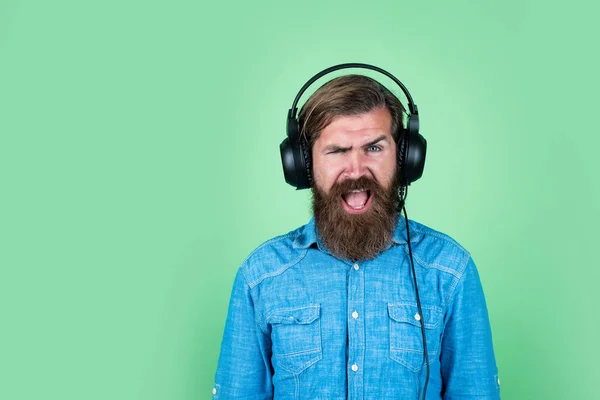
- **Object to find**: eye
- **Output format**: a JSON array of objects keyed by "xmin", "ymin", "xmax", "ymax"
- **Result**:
[{"xmin": 367, "ymin": 145, "xmax": 381, "ymax": 152}]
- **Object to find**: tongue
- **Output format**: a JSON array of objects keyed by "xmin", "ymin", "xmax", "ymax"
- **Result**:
[{"xmin": 345, "ymin": 191, "xmax": 368, "ymax": 208}]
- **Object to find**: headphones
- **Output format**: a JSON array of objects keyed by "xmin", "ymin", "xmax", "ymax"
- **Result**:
[{"xmin": 280, "ymin": 63, "xmax": 427, "ymax": 190}]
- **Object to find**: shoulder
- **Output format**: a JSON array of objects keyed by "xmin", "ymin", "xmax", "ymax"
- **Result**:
[
  {"xmin": 237, "ymin": 222, "xmax": 310, "ymax": 289},
  {"xmin": 405, "ymin": 218, "xmax": 472, "ymax": 279}
]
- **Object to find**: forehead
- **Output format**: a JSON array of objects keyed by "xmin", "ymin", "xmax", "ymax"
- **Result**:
[{"xmin": 316, "ymin": 107, "xmax": 393, "ymax": 145}]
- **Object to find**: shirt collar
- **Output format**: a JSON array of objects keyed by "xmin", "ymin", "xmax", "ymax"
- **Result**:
[
  {"xmin": 391, "ymin": 215, "xmax": 423, "ymax": 245},
  {"xmin": 293, "ymin": 215, "xmax": 422, "ymax": 250},
  {"xmin": 292, "ymin": 217, "xmax": 319, "ymax": 249}
]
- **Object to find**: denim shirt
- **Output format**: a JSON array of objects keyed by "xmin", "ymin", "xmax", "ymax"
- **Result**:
[{"xmin": 213, "ymin": 216, "xmax": 500, "ymax": 399}]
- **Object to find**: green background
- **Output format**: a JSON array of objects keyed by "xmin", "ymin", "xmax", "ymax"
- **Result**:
[{"xmin": 1, "ymin": 0, "xmax": 598, "ymax": 399}]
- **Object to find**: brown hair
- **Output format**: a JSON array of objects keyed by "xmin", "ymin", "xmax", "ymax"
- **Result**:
[{"xmin": 298, "ymin": 74, "xmax": 406, "ymax": 148}]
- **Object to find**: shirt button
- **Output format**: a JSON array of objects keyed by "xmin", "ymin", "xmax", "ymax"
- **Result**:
[
  {"xmin": 351, "ymin": 363, "xmax": 359, "ymax": 372},
  {"xmin": 353, "ymin": 263, "xmax": 359, "ymax": 270},
  {"xmin": 414, "ymin": 313, "xmax": 421, "ymax": 321},
  {"xmin": 497, "ymin": 378, "xmax": 501, "ymax": 385},
  {"xmin": 212, "ymin": 388, "xmax": 217, "ymax": 395},
  {"xmin": 352, "ymin": 311, "xmax": 359, "ymax": 319}
]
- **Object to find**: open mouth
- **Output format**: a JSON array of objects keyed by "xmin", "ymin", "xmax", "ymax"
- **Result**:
[{"xmin": 341, "ymin": 189, "xmax": 373, "ymax": 214}]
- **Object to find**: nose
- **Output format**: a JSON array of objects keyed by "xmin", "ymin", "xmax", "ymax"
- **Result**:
[{"xmin": 344, "ymin": 150, "xmax": 368, "ymax": 179}]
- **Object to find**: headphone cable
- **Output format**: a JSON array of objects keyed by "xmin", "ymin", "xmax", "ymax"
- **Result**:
[{"xmin": 401, "ymin": 202, "xmax": 430, "ymax": 400}]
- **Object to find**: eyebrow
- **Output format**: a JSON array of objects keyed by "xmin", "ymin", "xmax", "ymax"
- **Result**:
[
  {"xmin": 322, "ymin": 135, "xmax": 389, "ymax": 153},
  {"xmin": 364, "ymin": 135, "xmax": 389, "ymax": 148}
]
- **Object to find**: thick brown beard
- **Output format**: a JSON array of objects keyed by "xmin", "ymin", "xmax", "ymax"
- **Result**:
[{"xmin": 311, "ymin": 175, "xmax": 400, "ymax": 262}]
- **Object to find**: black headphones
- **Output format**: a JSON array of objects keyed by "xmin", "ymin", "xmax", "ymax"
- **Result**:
[{"xmin": 280, "ymin": 63, "xmax": 427, "ymax": 190}]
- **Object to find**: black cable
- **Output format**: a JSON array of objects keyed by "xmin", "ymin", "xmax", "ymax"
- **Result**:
[{"xmin": 401, "ymin": 202, "xmax": 430, "ymax": 400}]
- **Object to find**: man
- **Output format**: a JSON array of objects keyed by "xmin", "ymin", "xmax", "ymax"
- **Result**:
[{"xmin": 213, "ymin": 69, "xmax": 500, "ymax": 399}]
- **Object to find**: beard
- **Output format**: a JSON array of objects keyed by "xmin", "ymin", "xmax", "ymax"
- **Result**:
[{"xmin": 311, "ymin": 174, "xmax": 400, "ymax": 262}]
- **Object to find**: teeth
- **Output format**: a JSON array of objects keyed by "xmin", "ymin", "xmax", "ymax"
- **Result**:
[{"xmin": 350, "ymin": 189, "xmax": 366, "ymax": 193}]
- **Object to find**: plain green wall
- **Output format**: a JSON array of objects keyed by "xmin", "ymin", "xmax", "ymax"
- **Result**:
[{"xmin": 1, "ymin": 0, "xmax": 599, "ymax": 399}]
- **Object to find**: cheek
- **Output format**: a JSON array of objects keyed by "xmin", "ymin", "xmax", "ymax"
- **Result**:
[
  {"xmin": 372, "ymin": 155, "xmax": 397, "ymax": 184},
  {"xmin": 313, "ymin": 168, "xmax": 334, "ymax": 192},
  {"xmin": 387, "ymin": 157, "xmax": 398, "ymax": 177},
  {"xmin": 312, "ymin": 159, "xmax": 340, "ymax": 192}
]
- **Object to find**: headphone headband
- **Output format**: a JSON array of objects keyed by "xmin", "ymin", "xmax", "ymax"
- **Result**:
[{"xmin": 288, "ymin": 63, "xmax": 418, "ymax": 136}]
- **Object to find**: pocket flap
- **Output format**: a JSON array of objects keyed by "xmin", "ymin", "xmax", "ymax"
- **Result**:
[
  {"xmin": 267, "ymin": 305, "xmax": 320, "ymax": 325},
  {"xmin": 388, "ymin": 303, "xmax": 442, "ymax": 329}
]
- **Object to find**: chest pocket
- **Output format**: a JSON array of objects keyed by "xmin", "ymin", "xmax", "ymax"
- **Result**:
[
  {"xmin": 388, "ymin": 302, "xmax": 443, "ymax": 373},
  {"xmin": 266, "ymin": 304, "xmax": 323, "ymax": 374}
]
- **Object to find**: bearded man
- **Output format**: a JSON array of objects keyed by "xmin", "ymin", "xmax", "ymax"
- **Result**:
[{"xmin": 213, "ymin": 67, "xmax": 501, "ymax": 400}]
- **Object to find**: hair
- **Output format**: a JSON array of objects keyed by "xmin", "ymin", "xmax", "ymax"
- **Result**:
[{"xmin": 298, "ymin": 74, "xmax": 406, "ymax": 148}]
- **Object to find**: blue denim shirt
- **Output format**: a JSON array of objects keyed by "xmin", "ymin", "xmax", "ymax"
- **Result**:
[{"xmin": 213, "ymin": 216, "xmax": 500, "ymax": 399}]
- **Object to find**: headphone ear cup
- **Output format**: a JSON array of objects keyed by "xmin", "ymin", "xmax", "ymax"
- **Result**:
[
  {"xmin": 398, "ymin": 114, "xmax": 426, "ymax": 186},
  {"xmin": 280, "ymin": 137, "xmax": 297, "ymax": 188},
  {"xmin": 300, "ymin": 138, "xmax": 313, "ymax": 188},
  {"xmin": 397, "ymin": 133, "xmax": 408, "ymax": 185},
  {"xmin": 281, "ymin": 109, "xmax": 313, "ymax": 190},
  {"xmin": 279, "ymin": 135, "xmax": 312, "ymax": 190},
  {"xmin": 401, "ymin": 132, "xmax": 427, "ymax": 185}
]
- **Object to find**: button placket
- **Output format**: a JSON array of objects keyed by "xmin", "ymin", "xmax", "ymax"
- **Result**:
[{"xmin": 347, "ymin": 262, "xmax": 365, "ymax": 399}]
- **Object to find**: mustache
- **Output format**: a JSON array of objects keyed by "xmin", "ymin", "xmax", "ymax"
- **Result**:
[{"xmin": 330, "ymin": 176, "xmax": 383, "ymax": 196}]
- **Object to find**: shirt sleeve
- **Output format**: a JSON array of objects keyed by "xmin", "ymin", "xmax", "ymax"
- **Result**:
[
  {"xmin": 440, "ymin": 255, "xmax": 501, "ymax": 400},
  {"xmin": 213, "ymin": 267, "xmax": 273, "ymax": 399}
]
